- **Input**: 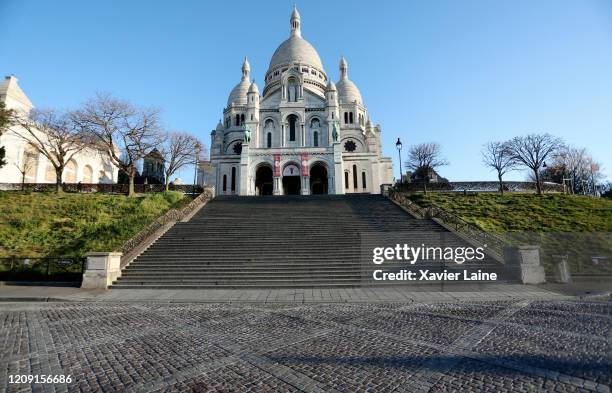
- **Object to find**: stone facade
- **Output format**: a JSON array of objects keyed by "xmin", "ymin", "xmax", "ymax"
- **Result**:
[
  {"xmin": 209, "ymin": 8, "xmax": 393, "ymax": 196},
  {"xmin": 0, "ymin": 75, "xmax": 118, "ymax": 184}
]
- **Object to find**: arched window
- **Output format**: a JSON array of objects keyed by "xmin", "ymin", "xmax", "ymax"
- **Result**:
[
  {"xmin": 310, "ymin": 118, "xmax": 320, "ymax": 128},
  {"xmin": 64, "ymin": 159, "xmax": 78, "ymax": 183},
  {"xmin": 313, "ymin": 131, "xmax": 318, "ymax": 147},
  {"xmin": 344, "ymin": 172, "xmax": 349, "ymax": 189},
  {"xmin": 353, "ymin": 164, "xmax": 358, "ymax": 189},
  {"xmin": 344, "ymin": 112, "xmax": 348, "ymax": 124},
  {"xmin": 250, "ymin": 114, "xmax": 253, "ymax": 121},
  {"xmin": 22, "ymin": 144, "xmax": 39, "ymax": 183},
  {"xmin": 349, "ymin": 112, "xmax": 354, "ymax": 124},
  {"xmin": 362, "ymin": 171, "xmax": 367, "ymax": 189},
  {"xmin": 240, "ymin": 114, "xmax": 245, "ymax": 125},
  {"xmin": 83, "ymin": 165, "xmax": 93, "ymax": 183},
  {"xmin": 223, "ymin": 175, "xmax": 227, "ymax": 192},
  {"xmin": 288, "ymin": 115, "xmax": 297, "ymax": 142},
  {"xmin": 264, "ymin": 120, "xmax": 274, "ymax": 148},
  {"xmin": 235, "ymin": 114, "xmax": 240, "ymax": 126},
  {"xmin": 231, "ymin": 167, "xmax": 236, "ymax": 192}
]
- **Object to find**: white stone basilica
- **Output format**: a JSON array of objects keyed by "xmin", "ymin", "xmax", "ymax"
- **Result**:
[{"xmin": 209, "ymin": 8, "xmax": 393, "ymax": 196}]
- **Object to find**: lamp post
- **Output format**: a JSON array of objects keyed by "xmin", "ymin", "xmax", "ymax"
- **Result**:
[
  {"xmin": 193, "ymin": 142, "xmax": 202, "ymax": 194},
  {"xmin": 395, "ymin": 138, "xmax": 403, "ymax": 184}
]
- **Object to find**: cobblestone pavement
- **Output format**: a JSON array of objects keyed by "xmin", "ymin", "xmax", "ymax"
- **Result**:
[{"xmin": 0, "ymin": 299, "xmax": 610, "ymax": 392}]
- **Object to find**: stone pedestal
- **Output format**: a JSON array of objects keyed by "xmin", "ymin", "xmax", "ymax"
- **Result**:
[
  {"xmin": 239, "ymin": 143, "xmax": 250, "ymax": 195},
  {"xmin": 333, "ymin": 142, "xmax": 344, "ymax": 195},
  {"xmin": 81, "ymin": 252, "xmax": 123, "ymax": 289},
  {"xmin": 504, "ymin": 245, "xmax": 546, "ymax": 284},
  {"xmin": 552, "ymin": 254, "xmax": 572, "ymax": 283}
]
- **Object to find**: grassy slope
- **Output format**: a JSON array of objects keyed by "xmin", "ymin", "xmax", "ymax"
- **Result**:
[
  {"xmin": 0, "ymin": 191, "xmax": 187, "ymax": 258},
  {"xmin": 408, "ymin": 193, "xmax": 612, "ymax": 274},
  {"xmin": 408, "ymin": 193, "xmax": 612, "ymax": 233}
]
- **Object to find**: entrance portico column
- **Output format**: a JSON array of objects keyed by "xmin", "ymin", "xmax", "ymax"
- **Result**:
[
  {"xmin": 328, "ymin": 174, "xmax": 335, "ymax": 194},
  {"xmin": 301, "ymin": 176, "xmax": 310, "ymax": 195},
  {"xmin": 273, "ymin": 153, "xmax": 281, "ymax": 195}
]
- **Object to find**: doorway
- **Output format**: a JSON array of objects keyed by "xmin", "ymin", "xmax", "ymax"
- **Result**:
[
  {"xmin": 255, "ymin": 165, "xmax": 273, "ymax": 195},
  {"xmin": 310, "ymin": 164, "xmax": 328, "ymax": 194},
  {"xmin": 282, "ymin": 176, "xmax": 301, "ymax": 195}
]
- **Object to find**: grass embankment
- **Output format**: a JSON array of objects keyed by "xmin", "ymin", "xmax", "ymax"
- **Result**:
[
  {"xmin": 408, "ymin": 192, "xmax": 612, "ymax": 274},
  {"xmin": 408, "ymin": 193, "xmax": 612, "ymax": 233},
  {"xmin": 0, "ymin": 191, "xmax": 187, "ymax": 258}
]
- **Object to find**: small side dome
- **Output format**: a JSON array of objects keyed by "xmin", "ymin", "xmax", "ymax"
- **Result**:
[
  {"xmin": 227, "ymin": 79, "xmax": 250, "ymax": 106},
  {"xmin": 326, "ymin": 80, "xmax": 337, "ymax": 92},
  {"xmin": 216, "ymin": 119, "xmax": 224, "ymax": 130},
  {"xmin": 336, "ymin": 57, "xmax": 363, "ymax": 105},
  {"xmin": 227, "ymin": 57, "xmax": 251, "ymax": 106},
  {"xmin": 336, "ymin": 78, "xmax": 363, "ymax": 105},
  {"xmin": 248, "ymin": 81, "xmax": 259, "ymax": 95}
]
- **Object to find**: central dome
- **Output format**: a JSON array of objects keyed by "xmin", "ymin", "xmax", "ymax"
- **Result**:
[
  {"xmin": 267, "ymin": 7, "xmax": 325, "ymax": 74},
  {"xmin": 268, "ymin": 35, "xmax": 324, "ymax": 71}
]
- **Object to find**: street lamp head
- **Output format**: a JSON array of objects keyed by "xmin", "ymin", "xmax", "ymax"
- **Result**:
[
  {"xmin": 195, "ymin": 142, "xmax": 202, "ymax": 154},
  {"xmin": 396, "ymin": 138, "xmax": 402, "ymax": 151}
]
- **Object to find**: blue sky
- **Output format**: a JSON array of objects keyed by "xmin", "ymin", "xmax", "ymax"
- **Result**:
[{"xmin": 1, "ymin": 0, "xmax": 611, "ymax": 182}]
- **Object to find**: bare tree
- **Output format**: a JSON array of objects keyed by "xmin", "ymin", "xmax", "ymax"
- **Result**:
[
  {"xmin": 14, "ymin": 150, "xmax": 35, "ymax": 191},
  {"xmin": 160, "ymin": 132, "xmax": 204, "ymax": 191},
  {"xmin": 508, "ymin": 133, "xmax": 564, "ymax": 195},
  {"xmin": 482, "ymin": 141, "xmax": 517, "ymax": 195},
  {"xmin": 404, "ymin": 142, "xmax": 449, "ymax": 175},
  {"xmin": 10, "ymin": 109, "xmax": 86, "ymax": 192},
  {"xmin": 74, "ymin": 94, "xmax": 163, "ymax": 196},
  {"xmin": 584, "ymin": 156, "xmax": 603, "ymax": 196}
]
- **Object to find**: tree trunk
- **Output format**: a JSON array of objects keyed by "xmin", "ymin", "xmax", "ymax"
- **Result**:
[
  {"xmin": 535, "ymin": 169, "xmax": 542, "ymax": 195},
  {"xmin": 55, "ymin": 167, "xmax": 63, "ymax": 192},
  {"xmin": 498, "ymin": 173, "xmax": 504, "ymax": 195},
  {"xmin": 128, "ymin": 173, "xmax": 136, "ymax": 197},
  {"xmin": 165, "ymin": 178, "xmax": 170, "ymax": 191},
  {"xmin": 21, "ymin": 173, "xmax": 25, "ymax": 192}
]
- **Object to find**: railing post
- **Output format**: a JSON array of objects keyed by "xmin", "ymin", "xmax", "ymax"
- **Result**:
[
  {"xmin": 81, "ymin": 252, "xmax": 123, "ymax": 289},
  {"xmin": 503, "ymin": 245, "xmax": 546, "ymax": 284}
]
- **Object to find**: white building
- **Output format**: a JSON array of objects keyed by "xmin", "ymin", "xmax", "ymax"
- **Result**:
[
  {"xmin": 209, "ymin": 8, "xmax": 393, "ymax": 196},
  {"xmin": 0, "ymin": 75, "xmax": 118, "ymax": 185}
]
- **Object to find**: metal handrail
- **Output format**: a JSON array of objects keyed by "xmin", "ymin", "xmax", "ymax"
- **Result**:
[{"xmin": 117, "ymin": 188, "xmax": 214, "ymax": 257}]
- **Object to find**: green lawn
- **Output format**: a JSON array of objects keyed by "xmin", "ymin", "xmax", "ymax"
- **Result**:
[
  {"xmin": 0, "ymin": 191, "xmax": 188, "ymax": 258},
  {"xmin": 407, "ymin": 192, "xmax": 612, "ymax": 274},
  {"xmin": 407, "ymin": 192, "xmax": 612, "ymax": 233}
]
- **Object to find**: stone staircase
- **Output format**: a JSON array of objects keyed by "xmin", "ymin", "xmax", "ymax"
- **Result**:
[{"xmin": 112, "ymin": 194, "xmax": 507, "ymax": 289}]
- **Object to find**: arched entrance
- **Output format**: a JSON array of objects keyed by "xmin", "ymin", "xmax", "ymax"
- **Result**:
[
  {"xmin": 310, "ymin": 163, "xmax": 328, "ymax": 195},
  {"xmin": 255, "ymin": 165, "xmax": 273, "ymax": 195},
  {"xmin": 282, "ymin": 163, "xmax": 301, "ymax": 195}
]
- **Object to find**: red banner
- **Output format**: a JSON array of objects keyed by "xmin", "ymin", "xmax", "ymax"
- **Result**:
[
  {"xmin": 300, "ymin": 153, "xmax": 309, "ymax": 176},
  {"xmin": 273, "ymin": 153, "xmax": 281, "ymax": 177}
]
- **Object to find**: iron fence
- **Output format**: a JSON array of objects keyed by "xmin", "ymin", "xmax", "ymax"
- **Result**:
[{"xmin": 0, "ymin": 257, "xmax": 86, "ymax": 282}]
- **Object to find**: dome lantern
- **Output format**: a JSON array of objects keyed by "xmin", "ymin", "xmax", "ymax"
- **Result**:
[
  {"xmin": 290, "ymin": 6, "xmax": 301, "ymax": 37},
  {"xmin": 241, "ymin": 57, "xmax": 250, "ymax": 80}
]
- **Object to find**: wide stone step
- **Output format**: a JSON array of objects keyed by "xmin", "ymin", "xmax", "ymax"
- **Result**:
[{"xmin": 111, "ymin": 194, "xmax": 507, "ymax": 289}]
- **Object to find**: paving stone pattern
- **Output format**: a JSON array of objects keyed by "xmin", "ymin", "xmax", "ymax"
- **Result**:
[{"xmin": 0, "ymin": 299, "xmax": 610, "ymax": 392}]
